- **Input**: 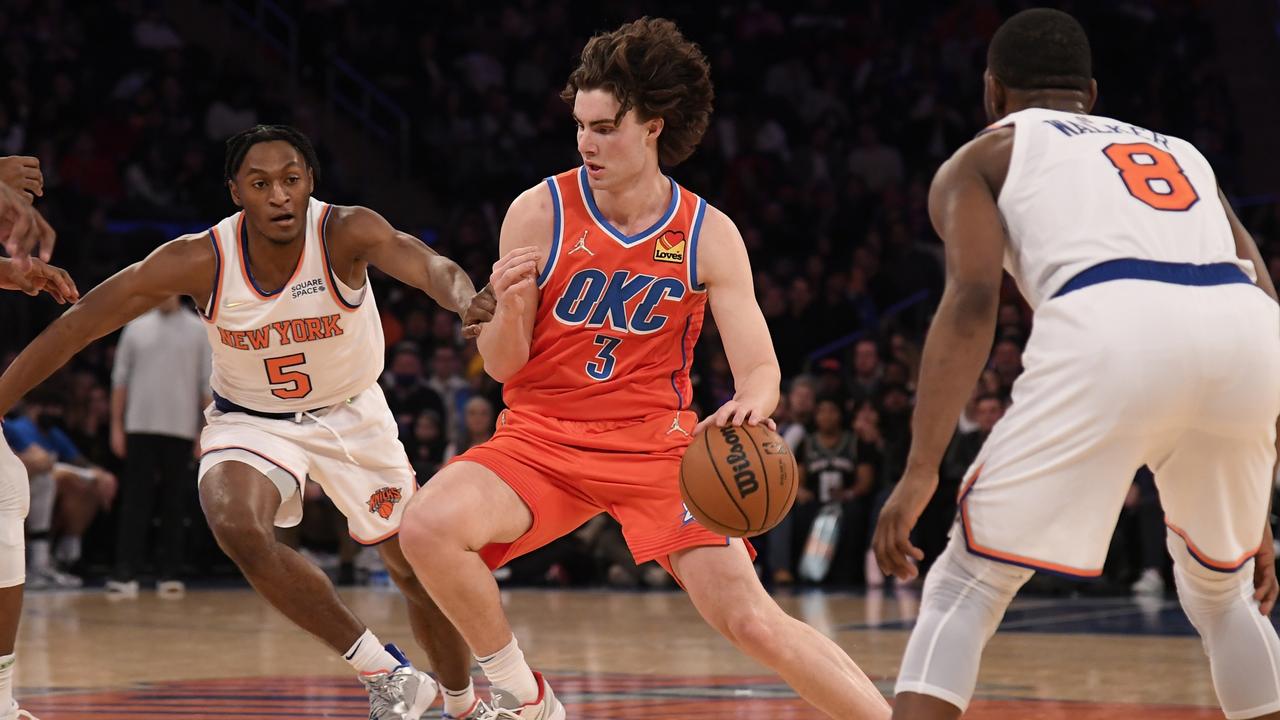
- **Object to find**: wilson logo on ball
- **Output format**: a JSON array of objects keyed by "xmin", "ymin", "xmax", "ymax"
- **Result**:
[{"xmin": 719, "ymin": 426, "xmax": 759, "ymax": 498}]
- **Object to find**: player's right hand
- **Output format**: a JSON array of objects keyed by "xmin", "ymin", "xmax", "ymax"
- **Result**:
[
  {"xmin": 0, "ymin": 181, "xmax": 55, "ymax": 261},
  {"xmin": 872, "ymin": 470, "xmax": 936, "ymax": 581},
  {"xmin": 0, "ymin": 256, "xmax": 78, "ymax": 303},
  {"xmin": 490, "ymin": 246, "xmax": 540, "ymax": 311},
  {"xmin": 0, "ymin": 155, "xmax": 43, "ymax": 200}
]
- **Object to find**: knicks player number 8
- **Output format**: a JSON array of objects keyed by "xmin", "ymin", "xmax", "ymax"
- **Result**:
[
  {"xmin": 264, "ymin": 353, "xmax": 313, "ymax": 399},
  {"xmin": 1102, "ymin": 142, "xmax": 1199, "ymax": 211},
  {"xmin": 587, "ymin": 334, "xmax": 621, "ymax": 381}
]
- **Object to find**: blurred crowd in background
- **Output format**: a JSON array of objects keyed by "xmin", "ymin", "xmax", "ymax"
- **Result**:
[{"xmin": 1, "ymin": 0, "xmax": 1277, "ymax": 598}]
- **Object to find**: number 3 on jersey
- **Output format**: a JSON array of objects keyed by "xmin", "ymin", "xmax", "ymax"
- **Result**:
[
  {"xmin": 1103, "ymin": 142, "xmax": 1199, "ymax": 211},
  {"xmin": 264, "ymin": 353, "xmax": 313, "ymax": 399},
  {"xmin": 587, "ymin": 334, "xmax": 622, "ymax": 381}
]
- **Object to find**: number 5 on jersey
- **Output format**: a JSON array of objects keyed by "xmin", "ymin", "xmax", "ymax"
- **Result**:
[
  {"xmin": 587, "ymin": 334, "xmax": 622, "ymax": 381},
  {"xmin": 264, "ymin": 353, "xmax": 313, "ymax": 399},
  {"xmin": 1103, "ymin": 142, "xmax": 1199, "ymax": 211}
]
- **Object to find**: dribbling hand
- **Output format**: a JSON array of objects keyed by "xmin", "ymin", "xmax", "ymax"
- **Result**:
[
  {"xmin": 693, "ymin": 399, "xmax": 777, "ymax": 434},
  {"xmin": 489, "ymin": 246, "xmax": 539, "ymax": 314}
]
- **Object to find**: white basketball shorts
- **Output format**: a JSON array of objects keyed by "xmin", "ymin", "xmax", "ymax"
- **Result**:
[
  {"xmin": 198, "ymin": 383, "xmax": 416, "ymax": 545},
  {"xmin": 958, "ymin": 278, "xmax": 1280, "ymax": 577}
]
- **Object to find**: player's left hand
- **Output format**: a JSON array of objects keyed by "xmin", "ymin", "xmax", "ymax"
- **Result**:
[
  {"xmin": 873, "ymin": 469, "xmax": 937, "ymax": 581},
  {"xmin": 0, "ymin": 256, "xmax": 78, "ymax": 303},
  {"xmin": 460, "ymin": 283, "xmax": 496, "ymax": 339},
  {"xmin": 1254, "ymin": 521, "xmax": 1278, "ymax": 615},
  {"xmin": 694, "ymin": 400, "xmax": 777, "ymax": 434}
]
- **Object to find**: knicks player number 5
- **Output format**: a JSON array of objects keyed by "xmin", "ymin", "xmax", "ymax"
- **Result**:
[
  {"xmin": 1102, "ymin": 142, "xmax": 1200, "ymax": 211},
  {"xmin": 264, "ymin": 353, "xmax": 313, "ymax": 399}
]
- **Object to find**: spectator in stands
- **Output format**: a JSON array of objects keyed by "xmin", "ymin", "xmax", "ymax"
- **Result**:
[
  {"xmin": 792, "ymin": 397, "xmax": 877, "ymax": 586},
  {"xmin": 381, "ymin": 342, "xmax": 447, "ymax": 439},
  {"xmin": 850, "ymin": 338, "xmax": 882, "ymax": 404},
  {"xmin": 428, "ymin": 344, "xmax": 469, "ymax": 443},
  {"xmin": 106, "ymin": 295, "xmax": 211, "ymax": 598},
  {"xmin": 3, "ymin": 385, "xmax": 116, "ymax": 588},
  {"xmin": 443, "ymin": 396, "xmax": 495, "ymax": 463},
  {"xmin": 405, "ymin": 410, "xmax": 448, "ymax": 481}
]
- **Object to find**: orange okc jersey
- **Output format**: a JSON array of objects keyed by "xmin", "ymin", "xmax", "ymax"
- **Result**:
[{"xmin": 504, "ymin": 167, "xmax": 708, "ymax": 421}]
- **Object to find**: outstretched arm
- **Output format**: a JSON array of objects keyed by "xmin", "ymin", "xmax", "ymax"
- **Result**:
[
  {"xmin": 331, "ymin": 206, "xmax": 494, "ymax": 333},
  {"xmin": 874, "ymin": 135, "xmax": 1007, "ymax": 581},
  {"xmin": 695, "ymin": 206, "xmax": 780, "ymax": 432},
  {"xmin": 0, "ymin": 234, "xmax": 215, "ymax": 415}
]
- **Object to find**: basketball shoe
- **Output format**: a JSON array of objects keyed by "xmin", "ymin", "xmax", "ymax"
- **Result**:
[
  {"xmin": 360, "ymin": 644, "xmax": 438, "ymax": 720},
  {"xmin": 442, "ymin": 698, "xmax": 492, "ymax": 719},
  {"xmin": 479, "ymin": 673, "xmax": 565, "ymax": 719}
]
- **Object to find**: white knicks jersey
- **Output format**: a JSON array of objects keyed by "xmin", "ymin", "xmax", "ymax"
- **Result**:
[
  {"xmin": 199, "ymin": 197, "xmax": 385, "ymax": 412},
  {"xmin": 993, "ymin": 108, "xmax": 1253, "ymax": 308}
]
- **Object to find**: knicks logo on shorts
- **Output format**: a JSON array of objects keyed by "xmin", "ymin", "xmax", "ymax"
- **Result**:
[
  {"xmin": 367, "ymin": 487, "xmax": 402, "ymax": 519},
  {"xmin": 653, "ymin": 230, "xmax": 685, "ymax": 264}
]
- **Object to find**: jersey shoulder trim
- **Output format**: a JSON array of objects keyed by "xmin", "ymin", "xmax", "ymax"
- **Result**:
[
  {"xmin": 537, "ymin": 177, "xmax": 565, "ymax": 289},
  {"xmin": 199, "ymin": 228, "xmax": 224, "ymax": 323}
]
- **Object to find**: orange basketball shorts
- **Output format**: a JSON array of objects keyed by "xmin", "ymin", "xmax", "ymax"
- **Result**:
[{"xmin": 453, "ymin": 407, "xmax": 754, "ymax": 576}]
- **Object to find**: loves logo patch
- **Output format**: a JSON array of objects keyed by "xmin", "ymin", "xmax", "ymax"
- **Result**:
[{"xmin": 653, "ymin": 230, "xmax": 686, "ymax": 264}]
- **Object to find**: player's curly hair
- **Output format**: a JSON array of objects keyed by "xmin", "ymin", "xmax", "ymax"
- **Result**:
[
  {"xmin": 561, "ymin": 17, "xmax": 714, "ymax": 167},
  {"xmin": 224, "ymin": 124, "xmax": 322, "ymax": 183}
]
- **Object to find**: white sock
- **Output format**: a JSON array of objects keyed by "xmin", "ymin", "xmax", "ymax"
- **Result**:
[
  {"xmin": 343, "ymin": 629, "xmax": 401, "ymax": 676},
  {"xmin": 442, "ymin": 681, "xmax": 477, "ymax": 717},
  {"xmin": 477, "ymin": 636, "xmax": 537, "ymax": 704},
  {"xmin": 56, "ymin": 536, "xmax": 81, "ymax": 565},
  {"xmin": 0, "ymin": 653, "xmax": 14, "ymax": 713}
]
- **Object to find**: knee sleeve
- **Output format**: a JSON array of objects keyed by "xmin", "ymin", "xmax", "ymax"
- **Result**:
[
  {"xmin": 24, "ymin": 471, "xmax": 53, "ymax": 535},
  {"xmin": 0, "ymin": 513, "xmax": 24, "ymax": 588},
  {"xmin": 895, "ymin": 537, "xmax": 1032, "ymax": 712},
  {"xmin": 1169, "ymin": 535, "xmax": 1280, "ymax": 719}
]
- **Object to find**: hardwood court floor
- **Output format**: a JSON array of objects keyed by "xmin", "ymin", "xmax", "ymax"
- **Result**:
[{"xmin": 13, "ymin": 586, "xmax": 1253, "ymax": 718}]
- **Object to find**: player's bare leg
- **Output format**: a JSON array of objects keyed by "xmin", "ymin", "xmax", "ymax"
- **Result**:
[
  {"xmin": 674, "ymin": 541, "xmax": 891, "ymax": 720},
  {"xmin": 200, "ymin": 463, "xmax": 369, "ymax": 650},
  {"xmin": 399, "ymin": 462, "xmax": 534, "ymax": 657},
  {"xmin": 200, "ymin": 461, "xmax": 443, "ymax": 719},
  {"xmin": 379, "ymin": 536, "xmax": 474, "ymax": 690},
  {"xmin": 401, "ymin": 463, "xmax": 566, "ymax": 718}
]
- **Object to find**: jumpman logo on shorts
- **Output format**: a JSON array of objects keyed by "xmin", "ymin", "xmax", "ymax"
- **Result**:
[
  {"xmin": 666, "ymin": 412, "xmax": 690, "ymax": 436},
  {"xmin": 568, "ymin": 230, "xmax": 593, "ymax": 256}
]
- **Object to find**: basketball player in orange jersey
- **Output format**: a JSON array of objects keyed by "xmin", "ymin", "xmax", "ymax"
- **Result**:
[
  {"xmin": 399, "ymin": 18, "xmax": 890, "ymax": 720},
  {"xmin": 0, "ymin": 176, "xmax": 77, "ymax": 720},
  {"xmin": 0, "ymin": 126, "xmax": 495, "ymax": 720}
]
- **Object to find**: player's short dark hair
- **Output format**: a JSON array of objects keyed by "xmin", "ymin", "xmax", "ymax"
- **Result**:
[
  {"xmin": 224, "ymin": 124, "xmax": 321, "ymax": 183},
  {"xmin": 561, "ymin": 17, "xmax": 713, "ymax": 167},
  {"xmin": 987, "ymin": 8, "xmax": 1092, "ymax": 92}
]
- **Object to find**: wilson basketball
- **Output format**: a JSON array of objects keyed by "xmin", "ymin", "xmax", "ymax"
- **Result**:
[{"xmin": 680, "ymin": 423, "xmax": 798, "ymax": 537}]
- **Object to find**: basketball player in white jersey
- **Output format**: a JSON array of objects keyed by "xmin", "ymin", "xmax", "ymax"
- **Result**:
[
  {"xmin": 872, "ymin": 9, "xmax": 1280, "ymax": 720},
  {"xmin": 0, "ymin": 126, "xmax": 498, "ymax": 720},
  {"xmin": 0, "ymin": 175, "xmax": 77, "ymax": 720}
]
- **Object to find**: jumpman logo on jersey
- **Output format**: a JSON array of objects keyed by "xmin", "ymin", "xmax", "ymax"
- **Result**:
[
  {"xmin": 568, "ymin": 230, "xmax": 593, "ymax": 256},
  {"xmin": 665, "ymin": 412, "xmax": 690, "ymax": 436}
]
